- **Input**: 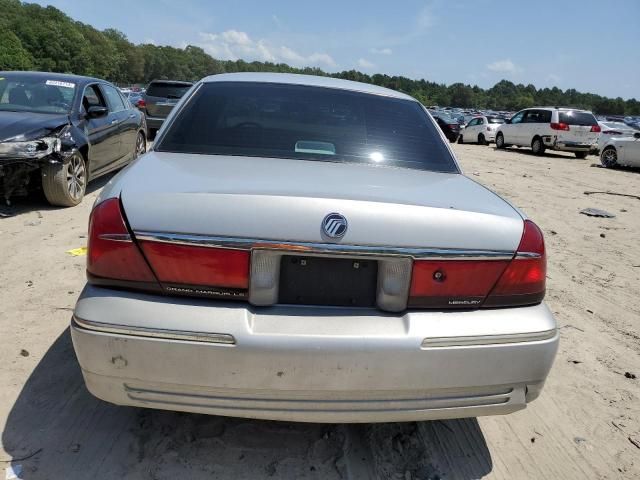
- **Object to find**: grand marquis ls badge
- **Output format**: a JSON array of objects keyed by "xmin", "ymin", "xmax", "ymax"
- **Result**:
[{"xmin": 322, "ymin": 213, "xmax": 348, "ymax": 238}]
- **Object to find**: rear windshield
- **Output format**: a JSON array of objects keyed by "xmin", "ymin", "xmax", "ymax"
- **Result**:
[
  {"xmin": 146, "ymin": 82, "xmax": 192, "ymax": 99},
  {"xmin": 157, "ymin": 82, "xmax": 458, "ymax": 173},
  {"xmin": 487, "ymin": 117, "xmax": 505, "ymax": 124},
  {"xmin": 559, "ymin": 111, "xmax": 597, "ymax": 126}
]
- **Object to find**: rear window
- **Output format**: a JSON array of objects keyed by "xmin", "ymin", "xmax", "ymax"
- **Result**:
[
  {"xmin": 487, "ymin": 117, "xmax": 505, "ymax": 124},
  {"xmin": 146, "ymin": 82, "xmax": 192, "ymax": 99},
  {"xmin": 559, "ymin": 111, "xmax": 597, "ymax": 126},
  {"xmin": 157, "ymin": 82, "xmax": 458, "ymax": 173}
]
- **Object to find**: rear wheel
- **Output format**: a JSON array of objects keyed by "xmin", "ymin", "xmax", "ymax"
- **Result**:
[
  {"xmin": 601, "ymin": 147, "xmax": 618, "ymax": 168},
  {"xmin": 574, "ymin": 151, "xmax": 587, "ymax": 159},
  {"xmin": 134, "ymin": 131, "xmax": 146, "ymax": 159},
  {"xmin": 496, "ymin": 132, "xmax": 506, "ymax": 149},
  {"xmin": 41, "ymin": 151, "xmax": 86, "ymax": 207},
  {"xmin": 478, "ymin": 133, "xmax": 487, "ymax": 145},
  {"xmin": 531, "ymin": 137, "xmax": 546, "ymax": 155},
  {"xmin": 458, "ymin": 135, "xmax": 464, "ymax": 144}
]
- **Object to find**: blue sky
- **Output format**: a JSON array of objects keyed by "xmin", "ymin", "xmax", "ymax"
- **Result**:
[{"xmin": 35, "ymin": 0, "xmax": 639, "ymax": 99}]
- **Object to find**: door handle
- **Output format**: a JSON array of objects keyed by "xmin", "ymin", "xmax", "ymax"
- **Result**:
[
  {"xmin": 111, "ymin": 119, "xmax": 118, "ymax": 124},
  {"xmin": 129, "ymin": 114, "xmax": 135, "ymax": 118}
]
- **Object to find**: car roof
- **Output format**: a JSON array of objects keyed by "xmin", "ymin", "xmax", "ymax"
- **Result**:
[
  {"xmin": 201, "ymin": 72, "xmax": 416, "ymax": 101},
  {"xmin": 149, "ymin": 79, "xmax": 193, "ymax": 85},
  {"xmin": 528, "ymin": 106, "xmax": 593, "ymax": 112},
  {"xmin": 0, "ymin": 70, "xmax": 104, "ymax": 85}
]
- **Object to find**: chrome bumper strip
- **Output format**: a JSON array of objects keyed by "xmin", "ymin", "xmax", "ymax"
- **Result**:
[
  {"xmin": 72, "ymin": 316, "xmax": 236, "ymax": 345},
  {"xmin": 134, "ymin": 231, "xmax": 517, "ymax": 261},
  {"xmin": 421, "ymin": 329, "xmax": 557, "ymax": 348}
]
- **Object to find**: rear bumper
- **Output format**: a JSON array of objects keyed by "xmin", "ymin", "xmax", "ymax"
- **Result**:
[
  {"xmin": 145, "ymin": 116, "xmax": 165, "ymax": 130},
  {"xmin": 544, "ymin": 138, "xmax": 596, "ymax": 152},
  {"xmin": 71, "ymin": 285, "xmax": 559, "ymax": 423}
]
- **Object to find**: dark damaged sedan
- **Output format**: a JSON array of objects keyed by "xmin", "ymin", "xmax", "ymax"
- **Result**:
[{"xmin": 0, "ymin": 72, "xmax": 147, "ymax": 206}]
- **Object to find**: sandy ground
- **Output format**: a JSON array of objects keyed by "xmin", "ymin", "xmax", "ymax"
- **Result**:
[{"xmin": 0, "ymin": 143, "xmax": 639, "ymax": 479}]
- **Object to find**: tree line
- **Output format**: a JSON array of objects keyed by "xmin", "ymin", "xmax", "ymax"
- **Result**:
[{"xmin": 1, "ymin": 0, "xmax": 638, "ymax": 115}]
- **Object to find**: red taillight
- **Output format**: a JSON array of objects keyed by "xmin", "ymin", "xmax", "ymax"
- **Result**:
[
  {"xmin": 139, "ymin": 242, "xmax": 250, "ymax": 290},
  {"xmin": 408, "ymin": 219, "xmax": 546, "ymax": 309},
  {"xmin": 87, "ymin": 198, "xmax": 157, "ymax": 284},
  {"xmin": 136, "ymin": 99, "xmax": 146, "ymax": 108},
  {"xmin": 550, "ymin": 122, "xmax": 570, "ymax": 131},
  {"xmin": 484, "ymin": 220, "xmax": 546, "ymax": 307},
  {"xmin": 590, "ymin": 124, "xmax": 601, "ymax": 132},
  {"xmin": 409, "ymin": 260, "xmax": 509, "ymax": 308}
]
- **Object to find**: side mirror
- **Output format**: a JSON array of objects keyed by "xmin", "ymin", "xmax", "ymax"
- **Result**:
[
  {"xmin": 634, "ymin": 132, "xmax": 640, "ymax": 139},
  {"xmin": 87, "ymin": 106, "xmax": 108, "ymax": 118}
]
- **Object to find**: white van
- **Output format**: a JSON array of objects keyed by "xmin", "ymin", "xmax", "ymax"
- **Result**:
[{"xmin": 495, "ymin": 107, "xmax": 600, "ymax": 158}]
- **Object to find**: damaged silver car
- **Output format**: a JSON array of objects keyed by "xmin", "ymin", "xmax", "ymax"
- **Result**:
[{"xmin": 0, "ymin": 71, "xmax": 147, "ymax": 206}]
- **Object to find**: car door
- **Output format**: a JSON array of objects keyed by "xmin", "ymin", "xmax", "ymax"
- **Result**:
[
  {"xmin": 464, "ymin": 118, "xmax": 479, "ymax": 142},
  {"xmin": 82, "ymin": 84, "xmax": 121, "ymax": 177},
  {"xmin": 100, "ymin": 83, "xmax": 131, "ymax": 162},
  {"xmin": 622, "ymin": 134, "xmax": 640, "ymax": 166},
  {"xmin": 522, "ymin": 110, "xmax": 544, "ymax": 147},
  {"xmin": 504, "ymin": 111, "xmax": 525, "ymax": 145}
]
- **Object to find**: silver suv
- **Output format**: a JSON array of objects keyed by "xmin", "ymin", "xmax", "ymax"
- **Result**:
[
  {"xmin": 495, "ymin": 107, "xmax": 600, "ymax": 158},
  {"xmin": 139, "ymin": 80, "xmax": 193, "ymax": 137}
]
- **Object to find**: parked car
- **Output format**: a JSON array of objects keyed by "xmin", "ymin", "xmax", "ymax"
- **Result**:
[
  {"xmin": 0, "ymin": 71, "xmax": 147, "ymax": 206},
  {"xmin": 495, "ymin": 107, "xmax": 600, "ymax": 158},
  {"xmin": 431, "ymin": 113, "xmax": 461, "ymax": 142},
  {"xmin": 458, "ymin": 116, "xmax": 505, "ymax": 145},
  {"xmin": 71, "ymin": 73, "xmax": 558, "ymax": 423},
  {"xmin": 138, "ymin": 80, "xmax": 193, "ymax": 137},
  {"xmin": 600, "ymin": 131, "xmax": 640, "ymax": 168},
  {"xmin": 597, "ymin": 121, "xmax": 637, "ymax": 152}
]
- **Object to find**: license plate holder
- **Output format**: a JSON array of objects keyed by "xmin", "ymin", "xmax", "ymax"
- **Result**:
[{"xmin": 279, "ymin": 255, "xmax": 378, "ymax": 307}]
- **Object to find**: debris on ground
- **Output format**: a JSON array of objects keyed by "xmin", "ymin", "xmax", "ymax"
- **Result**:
[
  {"xmin": 580, "ymin": 208, "xmax": 615, "ymax": 218},
  {"xmin": 624, "ymin": 372, "xmax": 636, "ymax": 379},
  {"xmin": 584, "ymin": 191, "xmax": 640, "ymax": 201},
  {"xmin": 66, "ymin": 246, "xmax": 87, "ymax": 256},
  {"xmin": 4, "ymin": 464, "xmax": 22, "ymax": 480},
  {"xmin": 19, "ymin": 349, "xmax": 28, "ymax": 357},
  {"xmin": 629, "ymin": 437, "xmax": 640, "ymax": 450},
  {"xmin": 600, "ymin": 233, "xmax": 606, "ymax": 238}
]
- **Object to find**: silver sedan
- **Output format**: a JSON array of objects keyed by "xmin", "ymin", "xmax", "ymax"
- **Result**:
[{"xmin": 71, "ymin": 73, "xmax": 558, "ymax": 423}]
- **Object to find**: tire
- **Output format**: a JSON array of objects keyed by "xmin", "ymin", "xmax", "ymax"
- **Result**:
[
  {"xmin": 41, "ymin": 151, "xmax": 87, "ymax": 207},
  {"xmin": 496, "ymin": 132, "xmax": 506, "ymax": 149},
  {"xmin": 458, "ymin": 135, "xmax": 464, "ymax": 144},
  {"xmin": 531, "ymin": 137, "xmax": 546, "ymax": 155},
  {"xmin": 574, "ymin": 151, "xmax": 587, "ymax": 159},
  {"xmin": 600, "ymin": 147, "xmax": 618, "ymax": 168},
  {"xmin": 134, "ymin": 131, "xmax": 146, "ymax": 160},
  {"xmin": 478, "ymin": 133, "xmax": 487, "ymax": 145}
]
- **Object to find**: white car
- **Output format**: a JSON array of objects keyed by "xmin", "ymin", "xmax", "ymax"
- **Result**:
[
  {"xmin": 600, "ymin": 131, "xmax": 640, "ymax": 168},
  {"xmin": 458, "ymin": 116, "xmax": 505, "ymax": 145},
  {"xmin": 597, "ymin": 121, "xmax": 637, "ymax": 152},
  {"xmin": 496, "ymin": 107, "xmax": 600, "ymax": 158}
]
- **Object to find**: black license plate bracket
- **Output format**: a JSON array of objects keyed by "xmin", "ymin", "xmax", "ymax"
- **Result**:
[{"xmin": 278, "ymin": 255, "xmax": 378, "ymax": 307}]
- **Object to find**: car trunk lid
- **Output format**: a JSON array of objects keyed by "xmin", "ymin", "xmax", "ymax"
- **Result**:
[{"xmin": 119, "ymin": 152, "xmax": 524, "ymax": 252}]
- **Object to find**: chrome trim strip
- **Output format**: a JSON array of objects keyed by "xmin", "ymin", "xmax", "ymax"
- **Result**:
[
  {"xmin": 421, "ymin": 329, "xmax": 557, "ymax": 348},
  {"xmin": 72, "ymin": 316, "xmax": 235, "ymax": 345},
  {"xmin": 515, "ymin": 252, "xmax": 542, "ymax": 259},
  {"xmin": 134, "ymin": 231, "xmax": 515, "ymax": 260},
  {"xmin": 98, "ymin": 233, "xmax": 132, "ymax": 242}
]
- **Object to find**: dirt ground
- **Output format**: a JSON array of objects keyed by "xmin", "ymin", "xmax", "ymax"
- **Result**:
[{"xmin": 1, "ymin": 143, "xmax": 639, "ymax": 479}]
